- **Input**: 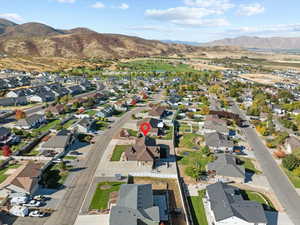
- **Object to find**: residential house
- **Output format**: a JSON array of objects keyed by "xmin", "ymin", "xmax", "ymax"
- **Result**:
[
  {"xmin": 96, "ymin": 105, "xmax": 115, "ymax": 118},
  {"xmin": 0, "ymin": 97, "xmax": 27, "ymax": 107},
  {"xmin": 46, "ymin": 104, "xmax": 65, "ymax": 115},
  {"xmin": 125, "ymin": 136, "xmax": 161, "ymax": 167},
  {"xmin": 0, "ymin": 127, "xmax": 18, "ymax": 145},
  {"xmin": 149, "ymin": 106, "xmax": 168, "ymax": 119},
  {"xmin": 15, "ymin": 114, "xmax": 45, "ymax": 130},
  {"xmin": 0, "ymin": 161, "xmax": 43, "ymax": 195},
  {"xmin": 40, "ymin": 132, "xmax": 73, "ymax": 154},
  {"xmin": 137, "ymin": 118, "xmax": 165, "ymax": 136},
  {"xmin": 272, "ymin": 104, "xmax": 285, "ymax": 115},
  {"xmin": 110, "ymin": 184, "xmax": 163, "ymax": 225},
  {"xmin": 75, "ymin": 118, "xmax": 94, "ymax": 133},
  {"xmin": 114, "ymin": 101, "xmax": 128, "ymax": 112},
  {"xmin": 285, "ymin": 136, "xmax": 300, "ymax": 154},
  {"xmin": 207, "ymin": 154, "xmax": 245, "ymax": 183},
  {"xmin": 206, "ymin": 182, "xmax": 267, "ymax": 225},
  {"xmin": 202, "ymin": 115, "xmax": 229, "ymax": 135},
  {"xmin": 205, "ymin": 132, "xmax": 234, "ymax": 152}
]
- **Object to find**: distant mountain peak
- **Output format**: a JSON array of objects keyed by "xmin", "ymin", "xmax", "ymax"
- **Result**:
[{"xmin": 204, "ymin": 36, "xmax": 300, "ymax": 50}]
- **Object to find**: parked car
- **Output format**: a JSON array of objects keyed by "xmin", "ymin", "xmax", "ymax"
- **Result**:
[
  {"xmin": 23, "ymin": 200, "xmax": 41, "ymax": 207},
  {"xmin": 29, "ymin": 210, "xmax": 45, "ymax": 217},
  {"xmin": 10, "ymin": 206, "xmax": 29, "ymax": 217}
]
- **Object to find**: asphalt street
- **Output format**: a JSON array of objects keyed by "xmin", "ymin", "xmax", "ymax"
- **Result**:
[
  {"xmin": 232, "ymin": 103, "xmax": 300, "ymax": 225},
  {"xmin": 43, "ymin": 106, "xmax": 144, "ymax": 225}
]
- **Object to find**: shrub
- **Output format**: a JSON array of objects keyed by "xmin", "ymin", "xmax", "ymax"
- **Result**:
[{"xmin": 282, "ymin": 154, "xmax": 300, "ymax": 171}]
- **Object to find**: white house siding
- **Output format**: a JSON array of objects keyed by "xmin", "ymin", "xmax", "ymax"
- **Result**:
[
  {"xmin": 28, "ymin": 96, "xmax": 43, "ymax": 103},
  {"xmin": 215, "ymin": 216, "xmax": 262, "ymax": 225},
  {"xmin": 6, "ymin": 92, "xmax": 18, "ymax": 98}
]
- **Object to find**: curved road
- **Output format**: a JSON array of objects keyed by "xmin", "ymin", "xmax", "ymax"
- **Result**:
[{"xmin": 232, "ymin": 103, "xmax": 300, "ymax": 225}]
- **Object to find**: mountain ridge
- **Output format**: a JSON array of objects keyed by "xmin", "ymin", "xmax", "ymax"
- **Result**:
[
  {"xmin": 0, "ymin": 19, "xmax": 208, "ymax": 59},
  {"xmin": 204, "ymin": 36, "xmax": 300, "ymax": 50}
]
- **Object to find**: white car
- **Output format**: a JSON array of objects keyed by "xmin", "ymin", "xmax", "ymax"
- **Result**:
[
  {"xmin": 29, "ymin": 210, "xmax": 45, "ymax": 217},
  {"xmin": 23, "ymin": 200, "xmax": 41, "ymax": 207}
]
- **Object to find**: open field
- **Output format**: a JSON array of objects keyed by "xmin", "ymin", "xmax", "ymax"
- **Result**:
[{"xmin": 239, "ymin": 73, "xmax": 294, "ymax": 85}]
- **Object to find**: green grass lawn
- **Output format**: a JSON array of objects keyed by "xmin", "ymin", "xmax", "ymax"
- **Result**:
[
  {"xmin": 244, "ymin": 190, "xmax": 275, "ymax": 211},
  {"xmin": 161, "ymin": 126, "xmax": 173, "ymax": 140},
  {"xmin": 282, "ymin": 167, "xmax": 300, "ymax": 188},
  {"xmin": 179, "ymin": 133, "xmax": 202, "ymax": 149},
  {"xmin": 0, "ymin": 164, "xmax": 21, "ymax": 184},
  {"xmin": 117, "ymin": 60, "xmax": 196, "ymax": 72},
  {"xmin": 179, "ymin": 124, "xmax": 192, "ymax": 133},
  {"xmin": 63, "ymin": 119, "xmax": 77, "ymax": 129},
  {"xmin": 93, "ymin": 120, "xmax": 110, "ymax": 131},
  {"xmin": 187, "ymin": 190, "xmax": 208, "ymax": 225},
  {"xmin": 111, "ymin": 145, "xmax": 130, "ymax": 161},
  {"xmin": 238, "ymin": 157, "xmax": 262, "ymax": 174},
  {"xmin": 86, "ymin": 110, "xmax": 97, "ymax": 116},
  {"xmin": 89, "ymin": 182, "xmax": 124, "ymax": 210},
  {"xmin": 34, "ymin": 119, "xmax": 61, "ymax": 133},
  {"xmin": 127, "ymin": 129, "xmax": 138, "ymax": 137}
]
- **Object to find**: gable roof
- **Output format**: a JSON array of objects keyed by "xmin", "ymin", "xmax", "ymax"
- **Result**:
[
  {"xmin": 110, "ymin": 184, "xmax": 160, "ymax": 225},
  {"xmin": 0, "ymin": 127, "xmax": 10, "ymax": 137},
  {"xmin": 207, "ymin": 154, "xmax": 245, "ymax": 178},
  {"xmin": 0, "ymin": 161, "xmax": 42, "ymax": 193},
  {"xmin": 42, "ymin": 135, "xmax": 70, "ymax": 149},
  {"xmin": 125, "ymin": 136, "xmax": 160, "ymax": 162},
  {"xmin": 206, "ymin": 182, "xmax": 267, "ymax": 223},
  {"xmin": 205, "ymin": 132, "xmax": 233, "ymax": 148},
  {"xmin": 16, "ymin": 114, "xmax": 44, "ymax": 127},
  {"xmin": 285, "ymin": 136, "xmax": 300, "ymax": 151}
]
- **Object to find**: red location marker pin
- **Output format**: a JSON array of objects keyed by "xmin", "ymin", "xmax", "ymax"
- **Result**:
[{"xmin": 140, "ymin": 122, "xmax": 152, "ymax": 136}]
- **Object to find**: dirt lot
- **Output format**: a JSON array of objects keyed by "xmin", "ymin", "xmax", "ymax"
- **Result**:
[
  {"xmin": 133, "ymin": 177, "xmax": 187, "ymax": 225},
  {"xmin": 239, "ymin": 73, "xmax": 294, "ymax": 85}
]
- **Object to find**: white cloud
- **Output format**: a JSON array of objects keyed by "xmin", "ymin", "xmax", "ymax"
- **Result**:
[
  {"xmin": 145, "ymin": 7, "xmax": 229, "ymax": 27},
  {"xmin": 91, "ymin": 2, "xmax": 105, "ymax": 9},
  {"xmin": 55, "ymin": 0, "xmax": 76, "ymax": 3},
  {"xmin": 237, "ymin": 3, "xmax": 265, "ymax": 16},
  {"xmin": 183, "ymin": 0, "xmax": 234, "ymax": 11},
  {"xmin": 0, "ymin": 13, "xmax": 23, "ymax": 22},
  {"xmin": 118, "ymin": 3, "xmax": 129, "ymax": 10}
]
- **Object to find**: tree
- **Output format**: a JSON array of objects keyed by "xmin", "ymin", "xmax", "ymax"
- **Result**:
[
  {"xmin": 15, "ymin": 110, "xmax": 26, "ymax": 120},
  {"xmin": 200, "ymin": 106, "xmax": 210, "ymax": 115},
  {"xmin": 2, "ymin": 145, "xmax": 12, "ymax": 156},
  {"xmin": 282, "ymin": 154, "xmax": 300, "ymax": 171}
]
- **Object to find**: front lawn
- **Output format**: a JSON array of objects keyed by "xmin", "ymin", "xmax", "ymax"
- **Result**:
[
  {"xmin": 243, "ymin": 190, "xmax": 275, "ymax": 211},
  {"xmin": 238, "ymin": 157, "xmax": 262, "ymax": 174},
  {"xmin": 63, "ymin": 119, "xmax": 77, "ymax": 129},
  {"xmin": 89, "ymin": 182, "xmax": 124, "ymax": 210},
  {"xmin": 34, "ymin": 119, "xmax": 61, "ymax": 133},
  {"xmin": 111, "ymin": 145, "xmax": 130, "ymax": 161},
  {"xmin": 161, "ymin": 126, "xmax": 173, "ymax": 140},
  {"xmin": 187, "ymin": 190, "xmax": 208, "ymax": 225},
  {"xmin": 282, "ymin": 167, "xmax": 300, "ymax": 188},
  {"xmin": 0, "ymin": 164, "xmax": 21, "ymax": 184},
  {"xmin": 179, "ymin": 133, "xmax": 202, "ymax": 149}
]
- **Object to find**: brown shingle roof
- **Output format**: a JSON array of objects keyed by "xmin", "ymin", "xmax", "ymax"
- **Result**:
[
  {"xmin": 125, "ymin": 136, "xmax": 160, "ymax": 162},
  {"xmin": 0, "ymin": 161, "xmax": 43, "ymax": 193}
]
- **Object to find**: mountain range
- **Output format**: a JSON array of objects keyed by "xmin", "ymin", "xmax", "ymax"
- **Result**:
[
  {"xmin": 0, "ymin": 19, "xmax": 207, "ymax": 59},
  {"xmin": 204, "ymin": 36, "xmax": 300, "ymax": 50}
]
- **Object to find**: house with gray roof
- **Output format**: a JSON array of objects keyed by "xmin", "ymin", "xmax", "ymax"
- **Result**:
[
  {"xmin": 206, "ymin": 182, "xmax": 267, "ymax": 225},
  {"xmin": 15, "ymin": 114, "xmax": 45, "ymax": 130},
  {"xmin": 110, "ymin": 184, "xmax": 163, "ymax": 225},
  {"xmin": 205, "ymin": 132, "xmax": 234, "ymax": 152},
  {"xmin": 40, "ymin": 132, "xmax": 73, "ymax": 154},
  {"xmin": 285, "ymin": 136, "xmax": 300, "ymax": 154},
  {"xmin": 207, "ymin": 154, "xmax": 245, "ymax": 183}
]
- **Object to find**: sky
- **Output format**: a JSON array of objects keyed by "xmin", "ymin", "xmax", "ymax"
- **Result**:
[{"xmin": 1, "ymin": 0, "xmax": 300, "ymax": 42}]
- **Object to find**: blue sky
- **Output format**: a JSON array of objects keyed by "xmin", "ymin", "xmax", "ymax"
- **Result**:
[{"xmin": 1, "ymin": 0, "xmax": 300, "ymax": 42}]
